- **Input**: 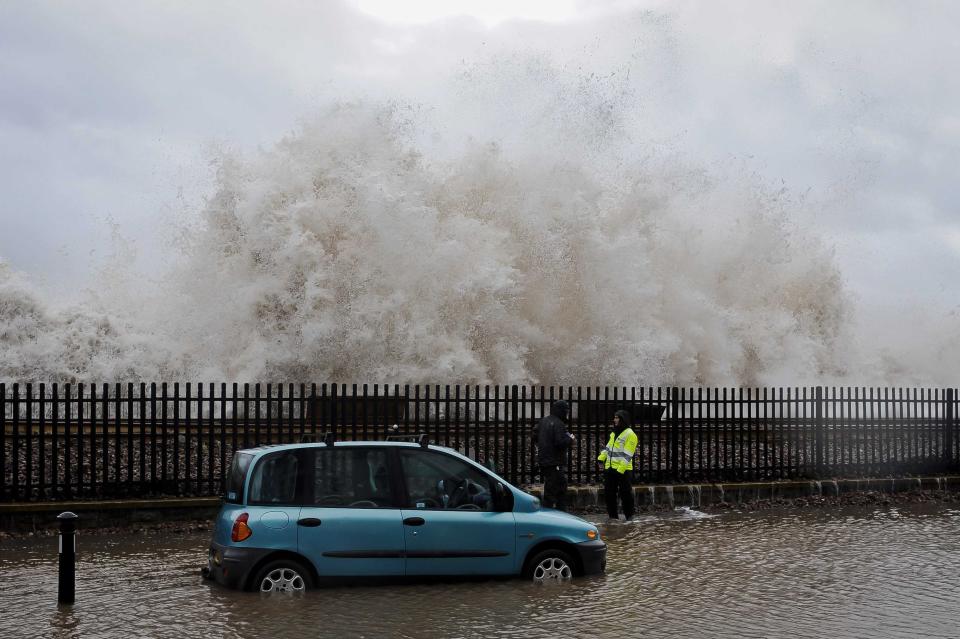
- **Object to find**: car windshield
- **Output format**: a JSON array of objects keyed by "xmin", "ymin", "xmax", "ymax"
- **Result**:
[{"xmin": 225, "ymin": 452, "xmax": 253, "ymax": 503}]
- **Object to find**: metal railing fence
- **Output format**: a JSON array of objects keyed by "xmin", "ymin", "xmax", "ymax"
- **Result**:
[{"xmin": 1, "ymin": 383, "xmax": 956, "ymax": 501}]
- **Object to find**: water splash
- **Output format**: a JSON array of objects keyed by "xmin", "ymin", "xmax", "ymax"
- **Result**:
[
  {"xmin": 673, "ymin": 505, "xmax": 715, "ymax": 519},
  {"xmin": 811, "ymin": 480, "xmax": 822, "ymax": 497},
  {"xmin": 687, "ymin": 484, "xmax": 702, "ymax": 508},
  {"xmin": 0, "ymin": 75, "xmax": 856, "ymax": 384},
  {"xmin": 584, "ymin": 485, "xmax": 599, "ymax": 506}
]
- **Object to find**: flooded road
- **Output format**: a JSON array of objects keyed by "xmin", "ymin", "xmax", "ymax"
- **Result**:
[{"xmin": 2, "ymin": 504, "xmax": 960, "ymax": 639}]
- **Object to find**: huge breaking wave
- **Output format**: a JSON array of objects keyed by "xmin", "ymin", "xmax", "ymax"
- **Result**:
[{"xmin": 1, "ymin": 89, "xmax": 863, "ymax": 387}]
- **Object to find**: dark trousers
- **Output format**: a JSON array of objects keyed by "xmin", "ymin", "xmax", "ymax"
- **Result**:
[
  {"xmin": 540, "ymin": 465, "xmax": 568, "ymax": 511},
  {"xmin": 604, "ymin": 469, "xmax": 634, "ymax": 519}
]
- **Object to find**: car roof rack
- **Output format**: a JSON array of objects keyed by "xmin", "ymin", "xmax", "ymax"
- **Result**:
[
  {"xmin": 385, "ymin": 433, "xmax": 430, "ymax": 447},
  {"xmin": 300, "ymin": 432, "xmax": 336, "ymax": 445}
]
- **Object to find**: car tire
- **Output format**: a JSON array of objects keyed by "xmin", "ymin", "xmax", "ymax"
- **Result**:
[
  {"xmin": 253, "ymin": 559, "xmax": 314, "ymax": 594},
  {"xmin": 525, "ymin": 548, "xmax": 575, "ymax": 583}
]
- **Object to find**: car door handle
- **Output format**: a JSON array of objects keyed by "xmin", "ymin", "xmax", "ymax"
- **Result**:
[
  {"xmin": 297, "ymin": 518, "xmax": 322, "ymax": 527},
  {"xmin": 403, "ymin": 517, "xmax": 425, "ymax": 526}
]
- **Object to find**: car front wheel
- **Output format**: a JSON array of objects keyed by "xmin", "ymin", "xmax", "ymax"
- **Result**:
[
  {"xmin": 253, "ymin": 559, "xmax": 313, "ymax": 594},
  {"xmin": 526, "ymin": 549, "xmax": 575, "ymax": 584}
]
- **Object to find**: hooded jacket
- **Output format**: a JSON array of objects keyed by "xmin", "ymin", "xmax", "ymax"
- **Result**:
[
  {"xmin": 598, "ymin": 409, "xmax": 638, "ymax": 473},
  {"xmin": 533, "ymin": 400, "xmax": 572, "ymax": 466},
  {"xmin": 613, "ymin": 409, "xmax": 633, "ymax": 436}
]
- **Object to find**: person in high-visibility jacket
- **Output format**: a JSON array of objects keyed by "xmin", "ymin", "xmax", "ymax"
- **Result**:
[{"xmin": 597, "ymin": 409, "xmax": 637, "ymax": 521}]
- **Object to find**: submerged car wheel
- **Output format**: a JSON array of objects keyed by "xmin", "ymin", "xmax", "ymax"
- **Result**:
[
  {"xmin": 254, "ymin": 560, "xmax": 312, "ymax": 594},
  {"xmin": 527, "ymin": 549, "xmax": 575, "ymax": 584}
]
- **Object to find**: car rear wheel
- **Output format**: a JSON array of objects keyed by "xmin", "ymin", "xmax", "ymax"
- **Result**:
[
  {"xmin": 526, "ymin": 549, "xmax": 575, "ymax": 584},
  {"xmin": 254, "ymin": 559, "xmax": 313, "ymax": 594}
]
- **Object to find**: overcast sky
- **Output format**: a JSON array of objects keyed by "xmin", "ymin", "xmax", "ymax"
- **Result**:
[{"xmin": 1, "ymin": 0, "xmax": 958, "ymax": 333}]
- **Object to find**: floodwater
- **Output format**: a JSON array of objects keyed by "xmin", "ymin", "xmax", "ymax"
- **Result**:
[{"xmin": 2, "ymin": 504, "xmax": 960, "ymax": 639}]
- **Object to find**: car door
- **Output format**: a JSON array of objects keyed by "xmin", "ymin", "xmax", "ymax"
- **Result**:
[
  {"xmin": 398, "ymin": 448, "xmax": 516, "ymax": 576},
  {"xmin": 244, "ymin": 449, "xmax": 302, "ymax": 552},
  {"xmin": 297, "ymin": 446, "xmax": 405, "ymax": 577}
]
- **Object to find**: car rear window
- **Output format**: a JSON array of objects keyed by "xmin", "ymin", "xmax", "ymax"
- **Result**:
[{"xmin": 225, "ymin": 452, "xmax": 253, "ymax": 503}]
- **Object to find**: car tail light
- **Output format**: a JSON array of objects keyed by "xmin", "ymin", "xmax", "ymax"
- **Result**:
[{"xmin": 231, "ymin": 512, "xmax": 252, "ymax": 542}]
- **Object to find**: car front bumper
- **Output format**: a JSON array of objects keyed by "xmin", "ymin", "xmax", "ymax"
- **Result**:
[{"xmin": 574, "ymin": 539, "xmax": 607, "ymax": 575}]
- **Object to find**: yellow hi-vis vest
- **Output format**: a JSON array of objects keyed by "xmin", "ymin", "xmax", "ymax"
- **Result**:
[{"xmin": 598, "ymin": 428, "xmax": 638, "ymax": 473}]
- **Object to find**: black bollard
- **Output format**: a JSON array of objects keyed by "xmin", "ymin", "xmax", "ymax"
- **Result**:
[{"xmin": 57, "ymin": 511, "xmax": 78, "ymax": 605}]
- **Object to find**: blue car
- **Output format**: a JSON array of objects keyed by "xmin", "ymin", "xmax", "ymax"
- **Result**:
[{"xmin": 203, "ymin": 436, "xmax": 606, "ymax": 592}]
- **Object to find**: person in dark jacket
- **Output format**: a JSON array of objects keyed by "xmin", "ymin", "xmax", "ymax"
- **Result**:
[{"xmin": 533, "ymin": 400, "xmax": 574, "ymax": 511}]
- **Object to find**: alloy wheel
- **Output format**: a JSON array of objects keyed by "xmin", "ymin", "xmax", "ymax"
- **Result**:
[
  {"xmin": 259, "ymin": 567, "xmax": 305, "ymax": 594},
  {"xmin": 533, "ymin": 556, "xmax": 573, "ymax": 583}
]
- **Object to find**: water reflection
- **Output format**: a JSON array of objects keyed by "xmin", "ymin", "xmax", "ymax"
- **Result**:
[{"xmin": 2, "ymin": 504, "xmax": 959, "ymax": 638}]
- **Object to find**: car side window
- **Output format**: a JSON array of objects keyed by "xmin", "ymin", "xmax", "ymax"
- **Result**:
[
  {"xmin": 399, "ymin": 450, "xmax": 493, "ymax": 511},
  {"xmin": 312, "ymin": 448, "xmax": 395, "ymax": 508},
  {"xmin": 248, "ymin": 451, "xmax": 300, "ymax": 505}
]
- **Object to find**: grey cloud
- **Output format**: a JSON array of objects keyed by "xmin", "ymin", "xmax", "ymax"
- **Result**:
[{"xmin": 1, "ymin": 0, "xmax": 959, "ymax": 347}]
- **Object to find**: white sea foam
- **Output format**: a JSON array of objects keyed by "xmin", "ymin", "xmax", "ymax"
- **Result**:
[
  {"xmin": 674, "ymin": 506, "xmax": 716, "ymax": 520},
  {"xmin": 0, "ymin": 62, "xmax": 928, "ymax": 385}
]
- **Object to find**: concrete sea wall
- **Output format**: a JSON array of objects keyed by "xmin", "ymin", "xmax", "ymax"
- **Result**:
[
  {"xmin": 3, "ymin": 477, "xmax": 960, "ymax": 534},
  {"xmin": 530, "ymin": 476, "xmax": 960, "ymax": 510},
  {"xmin": 0, "ymin": 497, "xmax": 221, "ymax": 535}
]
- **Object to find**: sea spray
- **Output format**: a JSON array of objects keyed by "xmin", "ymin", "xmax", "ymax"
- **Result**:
[{"xmin": 0, "ymin": 93, "xmax": 852, "ymax": 384}]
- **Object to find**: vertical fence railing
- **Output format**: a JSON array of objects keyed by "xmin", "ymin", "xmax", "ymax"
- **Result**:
[{"xmin": 1, "ymin": 384, "xmax": 959, "ymax": 501}]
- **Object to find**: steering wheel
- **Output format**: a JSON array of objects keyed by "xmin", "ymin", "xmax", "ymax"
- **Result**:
[
  {"xmin": 455, "ymin": 503, "xmax": 481, "ymax": 510},
  {"xmin": 348, "ymin": 500, "xmax": 378, "ymax": 508},
  {"xmin": 450, "ymin": 478, "xmax": 485, "ymax": 508},
  {"xmin": 318, "ymin": 494, "xmax": 345, "ymax": 505}
]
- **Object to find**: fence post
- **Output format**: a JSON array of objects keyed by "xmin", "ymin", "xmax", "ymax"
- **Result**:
[
  {"xmin": 510, "ymin": 385, "xmax": 519, "ymax": 486},
  {"xmin": 944, "ymin": 388, "xmax": 955, "ymax": 470},
  {"xmin": 814, "ymin": 386, "xmax": 824, "ymax": 477},
  {"xmin": 670, "ymin": 387, "xmax": 680, "ymax": 481},
  {"xmin": 0, "ymin": 383, "xmax": 5, "ymax": 502}
]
